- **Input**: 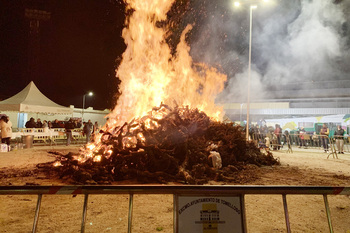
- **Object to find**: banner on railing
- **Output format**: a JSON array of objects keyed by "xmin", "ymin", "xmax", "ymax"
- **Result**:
[{"xmin": 177, "ymin": 195, "xmax": 244, "ymax": 233}]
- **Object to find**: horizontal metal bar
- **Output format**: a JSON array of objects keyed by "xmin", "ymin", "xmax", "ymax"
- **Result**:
[{"xmin": 0, "ymin": 185, "xmax": 349, "ymax": 196}]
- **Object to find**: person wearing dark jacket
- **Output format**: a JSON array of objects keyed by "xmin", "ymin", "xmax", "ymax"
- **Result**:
[
  {"xmin": 83, "ymin": 121, "xmax": 92, "ymax": 144},
  {"xmin": 65, "ymin": 118, "xmax": 75, "ymax": 146},
  {"xmin": 274, "ymin": 124, "xmax": 282, "ymax": 150},
  {"xmin": 36, "ymin": 118, "xmax": 43, "ymax": 128},
  {"xmin": 25, "ymin": 117, "xmax": 36, "ymax": 128},
  {"xmin": 320, "ymin": 123, "xmax": 329, "ymax": 152},
  {"xmin": 298, "ymin": 127, "xmax": 306, "ymax": 148},
  {"xmin": 51, "ymin": 119, "xmax": 60, "ymax": 128},
  {"xmin": 334, "ymin": 125, "xmax": 345, "ymax": 154}
]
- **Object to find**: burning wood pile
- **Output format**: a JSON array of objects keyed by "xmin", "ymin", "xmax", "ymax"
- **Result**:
[{"xmin": 42, "ymin": 104, "xmax": 279, "ymax": 184}]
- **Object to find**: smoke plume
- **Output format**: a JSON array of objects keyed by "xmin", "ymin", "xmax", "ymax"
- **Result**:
[{"xmin": 188, "ymin": 0, "xmax": 350, "ymax": 103}]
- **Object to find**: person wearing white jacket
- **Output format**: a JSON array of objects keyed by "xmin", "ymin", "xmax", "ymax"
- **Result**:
[{"xmin": 0, "ymin": 115, "xmax": 12, "ymax": 146}]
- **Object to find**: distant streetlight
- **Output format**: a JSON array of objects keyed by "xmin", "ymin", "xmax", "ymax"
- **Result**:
[
  {"xmin": 82, "ymin": 92, "xmax": 93, "ymax": 122},
  {"xmin": 233, "ymin": 0, "xmax": 270, "ymax": 140}
]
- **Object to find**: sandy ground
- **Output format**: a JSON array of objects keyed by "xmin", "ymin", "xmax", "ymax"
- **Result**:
[{"xmin": 0, "ymin": 145, "xmax": 350, "ymax": 233}]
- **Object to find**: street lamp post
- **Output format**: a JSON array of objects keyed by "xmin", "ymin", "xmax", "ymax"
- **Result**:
[
  {"xmin": 240, "ymin": 103, "xmax": 243, "ymax": 125},
  {"xmin": 234, "ymin": 1, "xmax": 270, "ymax": 140},
  {"xmin": 82, "ymin": 92, "xmax": 93, "ymax": 122},
  {"xmin": 246, "ymin": 5, "xmax": 256, "ymax": 141}
]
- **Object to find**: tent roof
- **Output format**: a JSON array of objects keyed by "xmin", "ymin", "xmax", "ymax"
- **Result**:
[{"xmin": 0, "ymin": 81, "xmax": 73, "ymax": 114}]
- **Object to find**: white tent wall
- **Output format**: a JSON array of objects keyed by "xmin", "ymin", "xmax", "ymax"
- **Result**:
[
  {"xmin": 72, "ymin": 107, "xmax": 110, "ymax": 127},
  {"xmin": 1, "ymin": 107, "xmax": 110, "ymax": 130}
]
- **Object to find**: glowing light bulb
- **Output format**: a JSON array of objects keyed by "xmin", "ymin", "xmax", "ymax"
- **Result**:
[{"xmin": 234, "ymin": 2, "xmax": 240, "ymax": 7}]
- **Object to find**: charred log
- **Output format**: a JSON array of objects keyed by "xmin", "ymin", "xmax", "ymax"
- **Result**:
[{"xmin": 40, "ymin": 106, "xmax": 280, "ymax": 184}]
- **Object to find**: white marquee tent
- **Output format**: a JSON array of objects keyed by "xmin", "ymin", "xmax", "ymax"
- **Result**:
[{"xmin": 0, "ymin": 81, "xmax": 73, "ymax": 114}]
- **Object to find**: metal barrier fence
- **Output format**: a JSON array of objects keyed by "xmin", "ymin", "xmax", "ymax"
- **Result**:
[
  {"xmin": 0, "ymin": 185, "xmax": 349, "ymax": 233},
  {"xmin": 252, "ymin": 133, "xmax": 350, "ymax": 153},
  {"xmin": 11, "ymin": 128, "xmax": 87, "ymax": 146}
]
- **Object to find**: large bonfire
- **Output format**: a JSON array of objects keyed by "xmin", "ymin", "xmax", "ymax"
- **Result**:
[{"xmin": 45, "ymin": 0, "xmax": 279, "ymax": 184}]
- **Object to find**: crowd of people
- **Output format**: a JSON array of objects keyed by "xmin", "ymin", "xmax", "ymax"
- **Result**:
[
  {"xmin": 248, "ymin": 123, "xmax": 347, "ymax": 154},
  {"xmin": 26, "ymin": 117, "xmax": 101, "ymax": 146},
  {"xmin": 64, "ymin": 119, "xmax": 100, "ymax": 145},
  {"xmin": 0, "ymin": 116, "xmax": 101, "ymax": 147},
  {"xmin": 1, "ymin": 114, "xmax": 348, "ymax": 153},
  {"xmin": 24, "ymin": 117, "xmax": 85, "ymax": 130}
]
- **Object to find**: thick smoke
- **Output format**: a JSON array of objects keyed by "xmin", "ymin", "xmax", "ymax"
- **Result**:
[{"xmin": 189, "ymin": 0, "xmax": 350, "ymax": 103}]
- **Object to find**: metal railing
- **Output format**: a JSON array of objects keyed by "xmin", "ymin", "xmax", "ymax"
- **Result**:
[
  {"xmin": 0, "ymin": 185, "xmax": 349, "ymax": 233},
  {"xmin": 252, "ymin": 132, "xmax": 349, "ymax": 154}
]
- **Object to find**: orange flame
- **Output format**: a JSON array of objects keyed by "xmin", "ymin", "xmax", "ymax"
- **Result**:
[
  {"xmin": 53, "ymin": 161, "xmax": 62, "ymax": 167},
  {"xmin": 83, "ymin": 0, "xmax": 227, "ymax": 162},
  {"xmin": 108, "ymin": 0, "xmax": 227, "ymax": 126}
]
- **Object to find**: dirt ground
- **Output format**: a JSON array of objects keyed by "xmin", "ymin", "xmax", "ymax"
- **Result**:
[{"xmin": 0, "ymin": 145, "xmax": 350, "ymax": 233}]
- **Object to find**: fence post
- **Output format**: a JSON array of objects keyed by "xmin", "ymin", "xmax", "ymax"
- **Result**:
[
  {"xmin": 32, "ymin": 194, "xmax": 42, "ymax": 233},
  {"xmin": 81, "ymin": 194, "xmax": 89, "ymax": 233},
  {"xmin": 128, "ymin": 194, "xmax": 134, "ymax": 233},
  {"xmin": 173, "ymin": 194, "xmax": 178, "ymax": 233},
  {"xmin": 282, "ymin": 194, "xmax": 291, "ymax": 233},
  {"xmin": 241, "ymin": 194, "xmax": 247, "ymax": 233},
  {"xmin": 323, "ymin": 194, "xmax": 334, "ymax": 233}
]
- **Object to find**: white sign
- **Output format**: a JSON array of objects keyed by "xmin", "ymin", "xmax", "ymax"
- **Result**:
[{"xmin": 177, "ymin": 196, "xmax": 244, "ymax": 233}]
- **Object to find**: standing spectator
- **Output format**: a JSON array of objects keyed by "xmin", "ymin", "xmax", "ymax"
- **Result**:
[
  {"xmin": 36, "ymin": 118, "xmax": 43, "ymax": 128},
  {"xmin": 274, "ymin": 124, "xmax": 282, "ymax": 150},
  {"xmin": 87, "ymin": 120, "xmax": 93, "ymax": 129},
  {"xmin": 298, "ymin": 127, "xmax": 306, "ymax": 148},
  {"xmin": 320, "ymin": 123, "xmax": 329, "ymax": 152},
  {"xmin": 42, "ymin": 120, "xmax": 49, "ymax": 132},
  {"xmin": 260, "ymin": 125, "xmax": 268, "ymax": 139},
  {"xmin": 284, "ymin": 130, "xmax": 291, "ymax": 145},
  {"xmin": 51, "ymin": 119, "xmax": 60, "ymax": 128},
  {"xmin": 72, "ymin": 119, "xmax": 78, "ymax": 128},
  {"xmin": 93, "ymin": 121, "xmax": 99, "ymax": 134},
  {"xmin": 83, "ymin": 121, "xmax": 92, "ymax": 144},
  {"xmin": 48, "ymin": 121, "xmax": 53, "ymax": 129},
  {"xmin": 25, "ymin": 117, "xmax": 36, "ymax": 128},
  {"xmin": 334, "ymin": 125, "xmax": 345, "ymax": 154},
  {"xmin": 76, "ymin": 119, "xmax": 82, "ymax": 128},
  {"xmin": 272, "ymin": 133, "xmax": 278, "ymax": 150},
  {"xmin": 0, "ymin": 115, "xmax": 12, "ymax": 148},
  {"xmin": 284, "ymin": 130, "xmax": 292, "ymax": 151},
  {"xmin": 64, "ymin": 118, "xmax": 75, "ymax": 146},
  {"xmin": 264, "ymin": 135, "xmax": 271, "ymax": 151},
  {"xmin": 312, "ymin": 132, "xmax": 319, "ymax": 147}
]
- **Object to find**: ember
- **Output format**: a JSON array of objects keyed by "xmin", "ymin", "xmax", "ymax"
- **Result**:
[{"xmin": 43, "ymin": 105, "xmax": 279, "ymax": 184}]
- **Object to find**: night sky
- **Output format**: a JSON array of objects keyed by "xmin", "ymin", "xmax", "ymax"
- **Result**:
[
  {"xmin": 0, "ymin": 0, "xmax": 126, "ymax": 110},
  {"xmin": 1, "ymin": 0, "xmax": 349, "ymax": 111}
]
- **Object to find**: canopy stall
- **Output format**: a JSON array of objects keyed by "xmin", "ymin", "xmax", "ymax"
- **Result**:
[{"xmin": 0, "ymin": 81, "xmax": 73, "ymax": 114}]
